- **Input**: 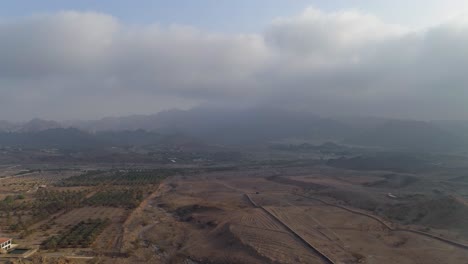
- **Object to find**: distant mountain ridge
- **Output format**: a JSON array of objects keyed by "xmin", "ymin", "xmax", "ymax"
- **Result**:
[
  {"xmin": 0, "ymin": 118, "xmax": 61, "ymax": 133},
  {"xmin": 62, "ymin": 108, "xmax": 354, "ymax": 144},
  {"xmin": 0, "ymin": 127, "xmax": 201, "ymax": 150},
  {"xmin": 1, "ymin": 108, "xmax": 468, "ymax": 151},
  {"xmin": 345, "ymin": 120, "xmax": 464, "ymax": 151}
]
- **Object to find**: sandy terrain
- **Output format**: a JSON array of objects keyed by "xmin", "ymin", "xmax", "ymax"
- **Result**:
[
  {"xmin": 135, "ymin": 169, "xmax": 468, "ymax": 263},
  {"xmin": 1, "ymin": 165, "xmax": 467, "ymax": 263}
]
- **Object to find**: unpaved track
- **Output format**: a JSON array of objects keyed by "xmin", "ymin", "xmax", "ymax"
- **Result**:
[{"xmin": 121, "ymin": 183, "xmax": 164, "ymax": 252}]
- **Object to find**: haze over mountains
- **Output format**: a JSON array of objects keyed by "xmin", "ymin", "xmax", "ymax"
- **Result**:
[
  {"xmin": 1, "ymin": 5, "xmax": 468, "ymax": 152},
  {"xmin": 0, "ymin": 107, "xmax": 467, "ymax": 152}
]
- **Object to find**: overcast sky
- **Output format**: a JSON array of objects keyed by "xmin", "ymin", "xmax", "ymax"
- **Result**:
[{"xmin": 1, "ymin": 1, "xmax": 468, "ymax": 120}]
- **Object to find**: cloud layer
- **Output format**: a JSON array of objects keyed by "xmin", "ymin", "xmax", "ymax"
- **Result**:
[{"xmin": 1, "ymin": 8, "xmax": 468, "ymax": 120}]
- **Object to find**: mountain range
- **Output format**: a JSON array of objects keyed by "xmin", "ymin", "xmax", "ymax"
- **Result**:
[{"xmin": 1, "ymin": 108, "xmax": 467, "ymax": 152}]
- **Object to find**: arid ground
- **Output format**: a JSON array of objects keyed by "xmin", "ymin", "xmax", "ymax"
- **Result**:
[{"xmin": 1, "ymin": 164, "xmax": 468, "ymax": 264}]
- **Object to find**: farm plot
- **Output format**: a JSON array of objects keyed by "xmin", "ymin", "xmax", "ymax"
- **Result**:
[
  {"xmin": 266, "ymin": 205, "xmax": 359, "ymax": 263},
  {"xmin": 266, "ymin": 203, "xmax": 468, "ymax": 264},
  {"xmin": 59, "ymin": 169, "xmax": 174, "ymax": 187},
  {"xmin": 238, "ymin": 208, "xmax": 284, "ymax": 231},
  {"xmin": 42, "ymin": 218, "xmax": 110, "ymax": 249},
  {"xmin": 27, "ymin": 207, "xmax": 127, "ymax": 250},
  {"xmin": 327, "ymin": 228, "xmax": 468, "ymax": 264},
  {"xmin": 54, "ymin": 207, "xmax": 127, "ymax": 226},
  {"xmin": 229, "ymin": 207, "xmax": 328, "ymax": 264},
  {"xmin": 0, "ymin": 171, "xmax": 48, "ymax": 198},
  {"xmin": 230, "ymin": 224, "xmax": 324, "ymax": 264}
]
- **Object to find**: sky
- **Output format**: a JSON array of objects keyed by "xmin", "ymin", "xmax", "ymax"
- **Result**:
[{"xmin": 1, "ymin": 1, "xmax": 468, "ymax": 120}]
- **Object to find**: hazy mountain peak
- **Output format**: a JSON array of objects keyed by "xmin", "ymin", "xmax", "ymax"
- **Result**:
[{"xmin": 18, "ymin": 118, "xmax": 62, "ymax": 133}]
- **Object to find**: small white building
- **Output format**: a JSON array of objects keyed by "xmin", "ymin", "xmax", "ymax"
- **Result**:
[{"xmin": 0, "ymin": 238, "xmax": 12, "ymax": 250}]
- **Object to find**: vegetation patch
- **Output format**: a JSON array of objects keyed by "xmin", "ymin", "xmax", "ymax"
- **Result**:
[
  {"xmin": 85, "ymin": 188, "xmax": 144, "ymax": 208},
  {"xmin": 42, "ymin": 218, "xmax": 110, "ymax": 249},
  {"xmin": 59, "ymin": 169, "xmax": 175, "ymax": 186}
]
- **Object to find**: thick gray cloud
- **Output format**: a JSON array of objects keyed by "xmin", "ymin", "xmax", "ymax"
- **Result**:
[{"xmin": 1, "ymin": 8, "xmax": 468, "ymax": 120}]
